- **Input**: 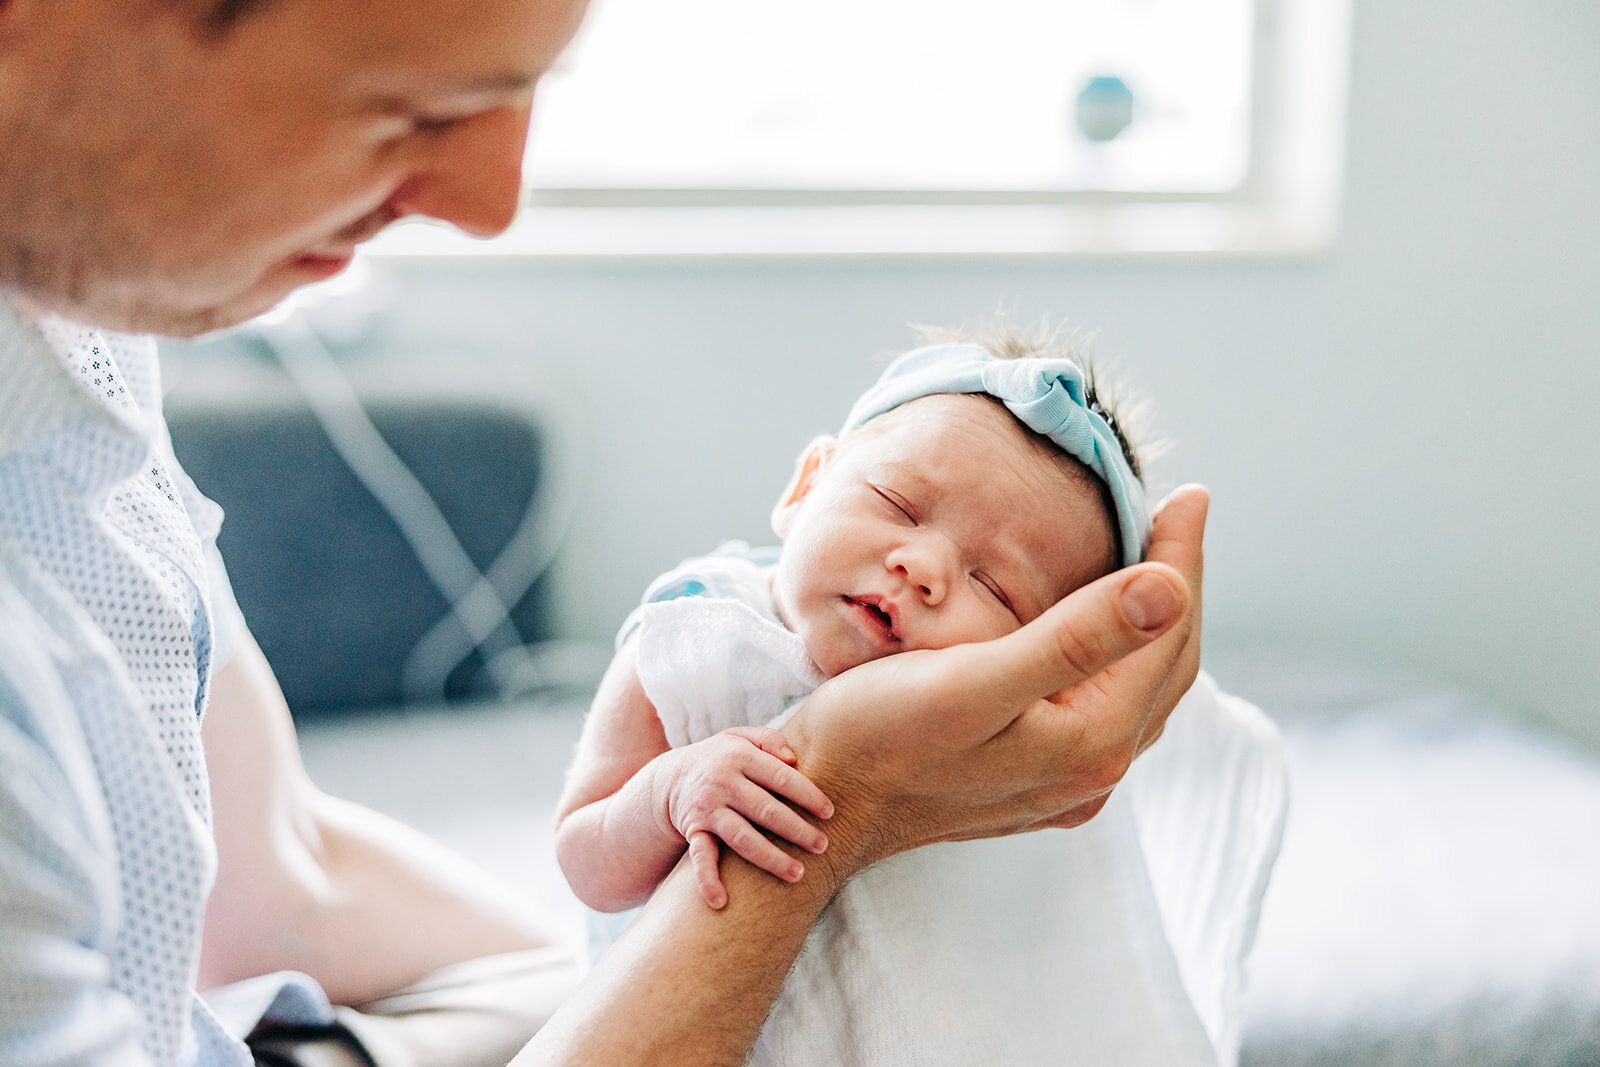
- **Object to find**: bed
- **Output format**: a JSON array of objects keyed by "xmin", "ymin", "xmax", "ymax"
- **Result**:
[{"xmin": 281, "ymin": 650, "xmax": 1600, "ymax": 1066}]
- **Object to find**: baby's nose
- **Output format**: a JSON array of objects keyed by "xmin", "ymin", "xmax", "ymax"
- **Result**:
[{"xmin": 891, "ymin": 542, "xmax": 952, "ymax": 604}]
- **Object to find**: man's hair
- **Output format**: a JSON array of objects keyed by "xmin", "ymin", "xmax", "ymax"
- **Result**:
[{"xmin": 910, "ymin": 316, "xmax": 1156, "ymax": 483}]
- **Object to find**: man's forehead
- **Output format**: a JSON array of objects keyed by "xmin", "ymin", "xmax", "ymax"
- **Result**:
[{"xmin": 257, "ymin": 0, "xmax": 586, "ymax": 90}]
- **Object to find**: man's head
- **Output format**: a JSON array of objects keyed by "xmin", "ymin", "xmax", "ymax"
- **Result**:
[{"xmin": 0, "ymin": 0, "xmax": 588, "ymax": 336}]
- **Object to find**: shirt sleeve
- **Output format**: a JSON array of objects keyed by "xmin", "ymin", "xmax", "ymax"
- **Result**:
[
  {"xmin": 0, "ymin": 579, "xmax": 152, "ymax": 1066},
  {"xmin": 159, "ymin": 438, "xmax": 250, "ymax": 674},
  {"xmin": 200, "ymin": 540, "xmax": 251, "ymax": 674}
]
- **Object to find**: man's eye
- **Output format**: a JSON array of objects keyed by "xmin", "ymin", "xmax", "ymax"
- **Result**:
[
  {"xmin": 873, "ymin": 486, "xmax": 914, "ymax": 521},
  {"xmin": 410, "ymin": 113, "xmax": 464, "ymax": 134}
]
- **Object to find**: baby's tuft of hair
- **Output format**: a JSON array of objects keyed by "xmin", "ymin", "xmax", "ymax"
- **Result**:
[{"xmin": 909, "ymin": 315, "xmax": 1161, "ymax": 484}]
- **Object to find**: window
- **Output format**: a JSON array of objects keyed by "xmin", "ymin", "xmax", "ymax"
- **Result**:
[{"xmin": 366, "ymin": 0, "xmax": 1350, "ymax": 257}]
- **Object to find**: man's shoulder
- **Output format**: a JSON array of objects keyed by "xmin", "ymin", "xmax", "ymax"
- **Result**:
[
  {"xmin": 0, "ymin": 556, "xmax": 120, "ymax": 882},
  {"xmin": 0, "ymin": 555, "xmax": 102, "ymax": 748}
]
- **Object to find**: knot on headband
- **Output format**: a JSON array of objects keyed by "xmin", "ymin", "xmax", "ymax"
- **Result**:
[{"xmin": 841, "ymin": 342, "xmax": 1151, "ymax": 568}]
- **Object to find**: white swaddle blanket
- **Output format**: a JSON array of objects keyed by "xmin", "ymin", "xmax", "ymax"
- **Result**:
[{"xmin": 621, "ymin": 588, "xmax": 1286, "ymax": 1066}]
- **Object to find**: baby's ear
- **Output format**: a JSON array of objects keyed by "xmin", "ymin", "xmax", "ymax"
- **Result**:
[{"xmin": 771, "ymin": 436, "xmax": 836, "ymax": 539}]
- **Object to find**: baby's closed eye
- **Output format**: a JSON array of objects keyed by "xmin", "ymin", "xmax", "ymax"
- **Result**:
[
  {"xmin": 972, "ymin": 572, "xmax": 1018, "ymax": 617},
  {"xmin": 872, "ymin": 485, "xmax": 916, "ymax": 522}
]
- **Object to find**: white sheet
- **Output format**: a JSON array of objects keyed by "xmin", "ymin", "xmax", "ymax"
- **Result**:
[{"xmin": 1233, "ymin": 669, "xmax": 1600, "ymax": 1066}]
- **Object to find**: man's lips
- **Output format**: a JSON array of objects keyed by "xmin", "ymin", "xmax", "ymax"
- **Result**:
[
  {"xmin": 844, "ymin": 594, "xmax": 900, "ymax": 643},
  {"xmin": 288, "ymin": 251, "xmax": 354, "ymax": 281},
  {"xmin": 286, "ymin": 209, "xmax": 397, "ymax": 280}
]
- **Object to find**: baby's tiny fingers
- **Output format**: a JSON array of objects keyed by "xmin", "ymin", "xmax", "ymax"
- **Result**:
[
  {"xmin": 745, "ymin": 755, "xmax": 834, "ymax": 820},
  {"xmin": 733, "ymin": 780, "xmax": 827, "ymax": 854},
  {"xmin": 711, "ymin": 810, "xmax": 804, "ymax": 884},
  {"xmin": 688, "ymin": 831, "xmax": 727, "ymax": 910},
  {"xmin": 725, "ymin": 725, "xmax": 796, "ymax": 764}
]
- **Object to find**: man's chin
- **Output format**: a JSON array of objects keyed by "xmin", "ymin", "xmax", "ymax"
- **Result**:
[{"xmin": 120, "ymin": 280, "xmax": 299, "ymax": 339}]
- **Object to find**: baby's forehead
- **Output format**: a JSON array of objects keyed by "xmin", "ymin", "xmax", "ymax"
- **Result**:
[{"xmin": 851, "ymin": 394, "xmax": 1072, "ymax": 474}]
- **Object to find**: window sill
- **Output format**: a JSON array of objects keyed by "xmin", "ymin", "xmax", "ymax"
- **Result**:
[{"xmin": 361, "ymin": 201, "xmax": 1336, "ymax": 262}]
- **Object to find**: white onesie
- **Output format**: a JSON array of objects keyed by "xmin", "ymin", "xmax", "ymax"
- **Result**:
[{"xmin": 603, "ymin": 543, "xmax": 1288, "ymax": 1067}]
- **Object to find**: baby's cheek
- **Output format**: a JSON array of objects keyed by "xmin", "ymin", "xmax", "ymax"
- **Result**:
[{"xmin": 944, "ymin": 605, "xmax": 1022, "ymax": 649}]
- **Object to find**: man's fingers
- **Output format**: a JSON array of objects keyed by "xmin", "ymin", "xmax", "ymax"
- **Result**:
[
  {"xmin": 975, "ymin": 561, "xmax": 1189, "ymax": 712},
  {"xmin": 1135, "ymin": 483, "xmax": 1209, "ymax": 707},
  {"xmin": 1147, "ymin": 484, "xmax": 1209, "ymax": 581}
]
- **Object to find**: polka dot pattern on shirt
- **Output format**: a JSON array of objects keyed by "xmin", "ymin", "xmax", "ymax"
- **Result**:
[{"xmin": 1, "ymin": 319, "xmax": 219, "ymax": 1065}]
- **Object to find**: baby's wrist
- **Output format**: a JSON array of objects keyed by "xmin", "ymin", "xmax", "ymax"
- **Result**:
[{"xmin": 627, "ymin": 752, "xmax": 689, "ymax": 850}]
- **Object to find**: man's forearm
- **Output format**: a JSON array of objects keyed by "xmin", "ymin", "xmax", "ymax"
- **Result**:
[
  {"xmin": 515, "ymin": 840, "xmax": 844, "ymax": 1065},
  {"xmin": 199, "ymin": 640, "xmax": 556, "ymax": 1003},
  {"xmin": 291, "ymin": 792, "xmax": 558, "ymax": 1002}
]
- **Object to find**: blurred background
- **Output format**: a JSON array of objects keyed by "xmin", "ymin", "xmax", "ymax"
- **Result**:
[
  {"xmin": 162, "ymin": 1, "xmax": 1600, "ymax": 1062},
  {"xmin": 169, "ymin": 0, "xmax": 1598, "ymax": 745}
]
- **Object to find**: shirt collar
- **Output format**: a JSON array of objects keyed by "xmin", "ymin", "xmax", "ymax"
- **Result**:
[{"xmin": 0, "ymin": 296, "xmax": 156, "ymax": 496}]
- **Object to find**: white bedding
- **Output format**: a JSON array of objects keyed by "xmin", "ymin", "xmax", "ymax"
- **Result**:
[{"xmin": 1218, "ymin": 658, "xmax": 1600, "ymax": 1066}]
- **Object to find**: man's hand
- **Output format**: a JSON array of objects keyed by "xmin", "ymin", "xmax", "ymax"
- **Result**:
[
  {"xmin": 784, "ymin": 484, "xmax": 1207, "ymax": 879},
  {"xmin": 652, "ymin": 727, "xmax": 834, "ymax": 909}
]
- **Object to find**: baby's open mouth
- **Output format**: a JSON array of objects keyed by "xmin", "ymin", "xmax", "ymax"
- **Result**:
[{"xmin": 846, "ymin": 595, "xmax": 899, "ymax": 642}]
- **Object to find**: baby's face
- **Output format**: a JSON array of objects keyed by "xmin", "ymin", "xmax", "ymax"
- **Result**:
[{"xmin": 770, "ymin": 394, "xmax": 1118, "ymax": 677}]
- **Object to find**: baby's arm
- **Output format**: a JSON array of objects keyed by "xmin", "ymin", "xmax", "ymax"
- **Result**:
[{"xmin": 554, "ymin": 638, "xmax": 834, "ymax": 911}]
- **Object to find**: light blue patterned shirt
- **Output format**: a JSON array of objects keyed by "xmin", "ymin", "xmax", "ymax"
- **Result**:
[{"xmin": 0, "ymin": 300, "xmax": 331, "ymax": 1064}]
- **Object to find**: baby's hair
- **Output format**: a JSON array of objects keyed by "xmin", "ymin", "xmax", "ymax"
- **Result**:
[{"xmin": 909, "ymin": 316, "xmax": 1157, "ymax": 484}]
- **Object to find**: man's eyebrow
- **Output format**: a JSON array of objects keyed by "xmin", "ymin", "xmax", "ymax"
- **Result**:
[
  {"xmin": 455, "ymin": 70, "xmax": 542, "ymax": 95},
  {"xmin": 365, "ymin": 70, "xmax": 540, "ymax": 107}
]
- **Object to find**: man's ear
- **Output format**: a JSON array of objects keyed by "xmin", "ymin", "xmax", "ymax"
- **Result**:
[{"xmin": 770, "ymin": 436, "xmax": 836, "ymax": 539}]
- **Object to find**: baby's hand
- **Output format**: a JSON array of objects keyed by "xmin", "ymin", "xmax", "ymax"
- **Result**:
[{"xmin": 656, "ymin": 726, "xmax": 834, "ymax": 910}]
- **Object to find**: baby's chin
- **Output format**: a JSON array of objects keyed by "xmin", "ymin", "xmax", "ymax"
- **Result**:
[
  {"xmin": 798, "ymin": 630, "xmax": 887, "ymax": 680},
  {"xmin": 772, "ymin": 576, "xmax": 883, "ymax": 677}
]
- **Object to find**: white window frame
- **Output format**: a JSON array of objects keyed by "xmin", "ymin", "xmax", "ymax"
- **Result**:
[{"xmin": 365, "ymin": 0, "xmax": 1350, "ymax": 260}]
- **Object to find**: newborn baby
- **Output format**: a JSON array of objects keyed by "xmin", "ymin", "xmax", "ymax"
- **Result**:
[
  {"xmin": 556, "ymin": 331, "xmax": 1147, "ymax": 910},
  {"xmin": 556, "ymin": 328, "xmax": 1285, "ymax": 1066}
]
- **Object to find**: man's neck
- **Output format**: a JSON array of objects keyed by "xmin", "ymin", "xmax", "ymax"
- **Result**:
[{"xmin": 0, "ymin": 290, "xmax": 49, "ymax": 326}]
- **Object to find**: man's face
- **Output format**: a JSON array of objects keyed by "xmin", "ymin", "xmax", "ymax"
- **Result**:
[
  {"xmin": 769, "ymin": 395, "xmax": 1118, "ymax": 678},
  {"xmin": 0, "ymin": 0, "xmax": 588, "ymax": 336}
]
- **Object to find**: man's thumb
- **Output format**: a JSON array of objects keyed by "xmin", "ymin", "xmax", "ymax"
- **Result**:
[
  {"xmin": 985, "ymin": 562, "xmax": 1188, "ymax": 707},
  {"xmin": 1120, "ymin": 569, "xmax": 1185, "ymax": 633}
]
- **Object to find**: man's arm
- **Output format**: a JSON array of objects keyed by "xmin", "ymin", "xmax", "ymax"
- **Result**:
[
  {"xmin": 516, "ymin": 485, "xmax": 1208, "ymax": 1064},
  {"xmin": 0, "ymin": 578, "xmax": 153, "ymax": 1064},
  {"xmin": 197, "ymin": 633, "xmax": 559, "ymax": 1005}
]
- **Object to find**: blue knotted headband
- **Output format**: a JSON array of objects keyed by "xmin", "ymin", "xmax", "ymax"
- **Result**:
[{"xmin": 840, "ymin": 342, "xmax": 1151, "ymax": 568}]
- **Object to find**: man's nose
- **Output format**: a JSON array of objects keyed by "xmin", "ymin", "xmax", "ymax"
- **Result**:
[
  {"xmin": 888, "ymin": 537, "xmax": 954, "ymax": 606},
  {"xmin": 385, "ymin": 102, "xmax": 533, "ymax": 238}
]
